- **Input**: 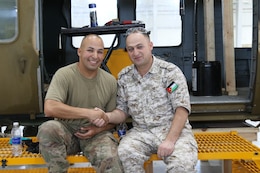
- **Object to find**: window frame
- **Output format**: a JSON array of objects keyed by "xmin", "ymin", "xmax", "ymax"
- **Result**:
[{"xmin": 0, "ymin": 0, "xmax": 18, "ymax": 43}]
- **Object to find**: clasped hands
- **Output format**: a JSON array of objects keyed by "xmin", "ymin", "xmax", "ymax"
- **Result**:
[{"xmin": 89, "ymin": 107, "xmax": 109, "ymax": 127}]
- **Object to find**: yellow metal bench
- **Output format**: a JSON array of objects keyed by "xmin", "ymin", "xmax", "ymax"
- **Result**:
[
  {"xmin": 1, "ymin": 131, "xmax": 260, "ymax": 173},
  {"xmin": 145, "ymin": 131, "xmax": 260, "ymax": 173},
  {"xmin": 0, "ymin": 137, "xmax": 93, "ymax": 173}
]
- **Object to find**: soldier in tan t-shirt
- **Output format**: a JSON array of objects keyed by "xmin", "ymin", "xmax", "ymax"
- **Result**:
[{"xmin": 37, "ymin": 34, "xmax": 123, "ymax": 173}]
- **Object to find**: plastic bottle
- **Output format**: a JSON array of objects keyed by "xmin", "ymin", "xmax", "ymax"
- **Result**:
[
  {"xmin": 89, "ymin": 3, "xmax": 98, "ymax": 27},
  {"xmin": 257, "ymin": 127, "xmax": 260, "ymax": 142},
  {"xmin": 11, "ymin": 122, "xmax": 22, "ymax": 156},
  {"xmin": 117, "ymin": 123, "xmax": 128, "ymax": 139}
]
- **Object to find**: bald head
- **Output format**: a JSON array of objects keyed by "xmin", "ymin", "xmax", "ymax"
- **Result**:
[{"xmin": 80, "ymin": 34, "xmax": 104, "ymax": 48}]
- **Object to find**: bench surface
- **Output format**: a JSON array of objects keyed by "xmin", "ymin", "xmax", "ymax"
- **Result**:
[{"xmin": 1, "ymin": 131, "xmax": 260, "ymax": 172}]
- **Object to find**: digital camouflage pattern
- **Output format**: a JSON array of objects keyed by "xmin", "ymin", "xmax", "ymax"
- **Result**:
[
  {"xmin": 119, "ymin": 127, "xmax": 197, "ymax": 173},
  {"xmin": 117, "ymin": 57, "xmax": 191, "ymax": 129},
  {"xmin": 116, "ymin": 56, "xmax": 198, "ymax": 173},
  {"xmin": 37, "ymin": 120, "xmax": 123, "ymax": 173}
]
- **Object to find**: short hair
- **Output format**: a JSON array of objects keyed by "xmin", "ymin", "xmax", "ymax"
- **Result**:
[
  {"xmin": 80, "ymin": 34, "xmax": 104, "ymax": 47},
  {"xmin": 125, "ymin": 27, "xmax": 151, "ymax": 39}
]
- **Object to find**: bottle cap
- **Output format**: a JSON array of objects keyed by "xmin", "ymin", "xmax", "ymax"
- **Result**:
[
  {"xmin": 118, "ymin": 129, "xmax": 126, "ymax": 137},
  {"xmin": 13, "ymin": 122, "xmax": 19, "ymax": 126},
  {"xmin": 89, "ymin": 3, "xmax": 96, "ymax": 8}
]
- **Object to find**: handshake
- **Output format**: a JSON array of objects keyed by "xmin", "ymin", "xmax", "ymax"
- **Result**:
[{"xmin": 89, "ymin": 107, "xmax": 110, "ymax": 127}]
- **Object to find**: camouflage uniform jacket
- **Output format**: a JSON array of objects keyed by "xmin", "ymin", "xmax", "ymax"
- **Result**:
[{"xmin": 117, "ymin": 56, "xmax": 191, "ymax": 131}]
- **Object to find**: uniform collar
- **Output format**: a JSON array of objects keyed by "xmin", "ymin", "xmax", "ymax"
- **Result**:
[{"xmin": 132, "ymin": 55, "xmax": 159, "ymax": 78}]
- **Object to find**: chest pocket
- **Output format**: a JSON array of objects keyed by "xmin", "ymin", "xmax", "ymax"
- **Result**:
[
  {"xmin": 146, "ymin": 79, "xmax": 169, "ymax": 116},
  {"xmin": 126, "ymin": 82, "xmax": 142, "ymax": 116}
]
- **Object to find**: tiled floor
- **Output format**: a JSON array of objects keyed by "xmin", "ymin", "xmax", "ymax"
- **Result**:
[
  {"xmin": 151, "ymin": 160, "xmax": 222, "ymax": 173},
  {"xmin": 0, "ymin": 161, "xmax": 223, "ymax": 172},
  {"xmin": 196, "ymin": 160, "xmax": 222, "ymax": 173}
]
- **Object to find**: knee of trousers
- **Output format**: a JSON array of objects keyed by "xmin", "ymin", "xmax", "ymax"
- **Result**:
[
  {"xmin": 118, "ymin": 144, "xmax": 142, "ymax": 161},
  {"xmin": 37, "ymin": 120, "xmax": 63, "ymax": 139}
]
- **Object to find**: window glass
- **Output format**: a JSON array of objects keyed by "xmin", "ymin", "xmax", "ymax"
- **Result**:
[
  {"xmin": 136, "ymin": 0, "xmax": 182, "ymax": 47},
  {"xmin": 233, "ymin": 0, "xmax": 252, "ymax": 47},
  {"xmin": 71, "ymin": 0, "xmax": 117, "ymax": 48},
  {"xmin": 0, "ymin": 0, "xmax": 18, "ymax": 43}
]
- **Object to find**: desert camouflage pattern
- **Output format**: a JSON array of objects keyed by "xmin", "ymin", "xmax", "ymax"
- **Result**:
[
  {"xmin": 37, "ymin": 120, "xmax": 123, "ymax": 173},
  {"xmin": 116, "ymin": 56, "xmax": 198, "ymax": 173},
  {"xmin": 117, "ymin": 56, "xmax": 191, "ymax": 129},
  {"xmin": 119, "ymin": 127, "xmax": 198, "ymax": 173}
]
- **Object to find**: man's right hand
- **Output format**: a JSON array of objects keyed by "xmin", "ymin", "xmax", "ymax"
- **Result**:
[
  {"xmin": 89, "ymin": 108, "xmax": 109, "ymax": 127},
  {"xmin": 92, "ymin": 117, "xmax": 107, "ymax": 127}
]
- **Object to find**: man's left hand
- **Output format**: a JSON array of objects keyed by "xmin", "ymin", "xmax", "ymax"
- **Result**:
[
  {"xmin": 74, "ymin": 125, "xmax": 98, "ymax": 139},
  {"xmin": 157, "ymin": 140, "xmax": 175, "ymax": 159}
]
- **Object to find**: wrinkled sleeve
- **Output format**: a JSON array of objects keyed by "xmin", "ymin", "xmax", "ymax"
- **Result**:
[
  {"xmin": 166, "ymin": 66, "xmax": 191, "ymax": 115},
  {"xmin": 45, "ymin": 70, "xmax": 68, "ymax": 103},
  {"xmin": 116, "ymin": 75, "xmax": 129, "ymax": 115}
]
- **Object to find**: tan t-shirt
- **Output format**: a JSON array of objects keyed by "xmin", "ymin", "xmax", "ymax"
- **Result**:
[{"xmin": 45, "ymin": 63, "xmax": 117, "ymax": 130}]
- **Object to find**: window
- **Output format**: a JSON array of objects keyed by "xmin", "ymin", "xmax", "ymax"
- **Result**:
[
  {"xmin": 0, "ymin": 0, "xmax": 18, "ymax": 43},
  {"xmin": 233, "ymin": 0, "xmax": 252, "ymax": 47},
  {"xmin": 136, "ymin": 0, "xmax": 182, "ymax": 47},
  {"xmin": 71, "ymin": 0, "xmax": 117, "ymax": 48}
]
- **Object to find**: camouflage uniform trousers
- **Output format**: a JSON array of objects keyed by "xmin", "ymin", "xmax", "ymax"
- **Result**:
[
  {"xmin": 118, "ymin": 127, "xmax": 198, "ymax": 173},
  {"xmin": 37, "ymin": 120, "xmax": 124, "ymax": 173}
]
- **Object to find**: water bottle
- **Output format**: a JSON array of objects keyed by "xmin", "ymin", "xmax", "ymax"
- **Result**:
[
  {"xmin": 117, "ymin": 123, "xmax": 128, "ymax": 140},
  {"xmin": 11, "ymin": 122, "xmax": 22, "ymax": 156},
  {"xmin": 89, "ymin": 3, "xmax": 98, "ymax": 27}
]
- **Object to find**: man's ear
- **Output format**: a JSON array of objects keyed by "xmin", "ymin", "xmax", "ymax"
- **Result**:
[
  {"xmin": 149, "ymin": 41, "xmax": 154, "ymax": 51},
  {"xmin": 77, "ymin": 48, "xmax": 81, "ymax": 57}
]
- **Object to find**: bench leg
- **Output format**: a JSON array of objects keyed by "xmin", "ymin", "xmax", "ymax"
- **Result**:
[
  {"xmin": 144, "ymin": 160, "xmax": 153, "ymax": 173},
  {"xmin": 223, "ymin": 160, "xmax": 232, "ymax": 173}
]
